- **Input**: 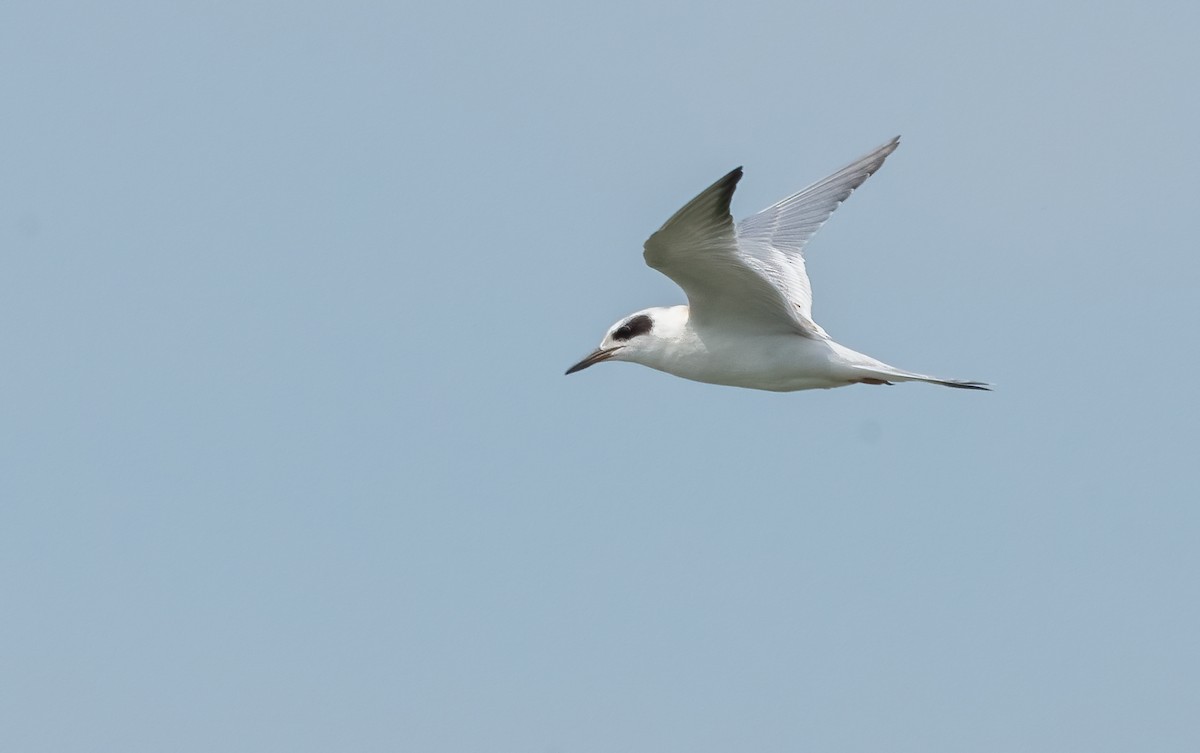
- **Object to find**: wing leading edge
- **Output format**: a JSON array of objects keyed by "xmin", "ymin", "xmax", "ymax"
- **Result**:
[{"xmin": 643, "ymin": 138, "xmax": 900, "ymax": 337}]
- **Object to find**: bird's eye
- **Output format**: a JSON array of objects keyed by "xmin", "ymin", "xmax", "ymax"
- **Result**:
[{"xmin": 612, "ymin": 314, "xmax": 653, "ymax": 342}]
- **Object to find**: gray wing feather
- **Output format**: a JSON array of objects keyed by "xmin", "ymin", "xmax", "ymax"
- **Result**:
[
  {"xmin": 643, "ymin": 138, "xmax": 900, "ymax": 337},
  {"xmin": 645, "ymin": 166, "xmax": 742, "ymax": 258},
  {"xmin": 735, "ymin": 137, "xmax": 900, "ymax": 324},
  {"xmin": 644, "ymin": 167, "xmax": 814, "ymax": 335}
]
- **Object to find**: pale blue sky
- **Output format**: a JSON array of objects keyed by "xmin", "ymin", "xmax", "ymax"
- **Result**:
[{"xmin": 3, "ymin": 1, "xmax": 1199, "ymax": 751}]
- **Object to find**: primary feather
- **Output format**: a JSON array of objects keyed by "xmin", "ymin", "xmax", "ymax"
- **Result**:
[{"xmin": 643, "ymin": 137, "xmax": 900, "ymax": 339}]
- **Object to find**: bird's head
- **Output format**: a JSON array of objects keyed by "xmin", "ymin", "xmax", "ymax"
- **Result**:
[{"xmin": 565, "ymin": 306, "xmax": 687, "ymax": 375}]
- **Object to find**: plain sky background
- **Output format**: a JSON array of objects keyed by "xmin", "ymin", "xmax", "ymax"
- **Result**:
[{"xmin": 3, "ymin": 1, "xmax": 1199, "ymax": 751}]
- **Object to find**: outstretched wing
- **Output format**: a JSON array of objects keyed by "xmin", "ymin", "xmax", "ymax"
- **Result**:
[
  {"xmin": 734, "ymin": 137, "xmax": 900, "ymax": 327},
  {"xmin": 643, "ymin": 138, "xmax": 900, "ymax": 337},
  {"xmin": 643, "ymin": 167, "xmax": 819, "ymax": 336}
]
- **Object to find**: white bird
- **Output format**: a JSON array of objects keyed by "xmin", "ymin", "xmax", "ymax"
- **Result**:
[{"xmin": 566, "ymin": 137, "xmax": 989, "ymax": 392}]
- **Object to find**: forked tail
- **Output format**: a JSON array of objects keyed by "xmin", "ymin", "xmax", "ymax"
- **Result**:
[
  {"xmin": 914, "ymin": 376, "xmax": 991, "ymax": 390},
  {"xmin": 831, "ymin": 343, "xmax": 990, "ymax": 391},
  {"xmin": 858, "ymin": 368, "xmax": 991, "ymax": 391}
]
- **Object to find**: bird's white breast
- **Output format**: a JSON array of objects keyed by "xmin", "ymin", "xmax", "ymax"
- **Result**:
[{"xmin": 645, "ymin": 321, "xmax": 860, "ymax": 392}]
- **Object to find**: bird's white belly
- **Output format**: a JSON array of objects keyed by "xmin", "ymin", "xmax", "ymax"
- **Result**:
[{"xmin": 653, "ymin": 332, "xmax": 859, "ymax": 392}]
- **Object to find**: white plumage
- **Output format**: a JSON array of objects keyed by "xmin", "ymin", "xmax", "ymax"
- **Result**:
[{"xmin": 567, "ymin": 138, "xmax": 989, "ymax": 392}]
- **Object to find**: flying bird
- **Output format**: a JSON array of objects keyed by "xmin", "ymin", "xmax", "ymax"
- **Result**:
[{"xmin": 566, "ymin": 137, "xmax": 988, "ymax": 392}]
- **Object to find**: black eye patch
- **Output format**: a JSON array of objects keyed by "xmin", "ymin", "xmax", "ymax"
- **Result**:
[{"xmin": 612, "ymin": 314, "xmax": 653, "ymax": 342}]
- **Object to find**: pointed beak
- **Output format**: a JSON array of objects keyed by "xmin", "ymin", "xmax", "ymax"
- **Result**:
[{"xmin": 565, "ymin": 346, "xmax": 622, "ymax": 375}]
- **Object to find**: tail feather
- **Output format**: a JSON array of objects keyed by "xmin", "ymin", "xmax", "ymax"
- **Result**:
[
  {"xmin": 923, "ymin": 378, "xmax": 991, "ymax": 391},
  {"xmin": 833, "ymin": 344, "xmax": 991, "ymax": 391},
  {"xmin": 859, "ymin": 367, "xmax": 991, "ymax": 391}
]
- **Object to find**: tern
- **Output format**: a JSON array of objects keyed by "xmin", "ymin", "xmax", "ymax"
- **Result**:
[{"xmin": 566, "ymin": 137, "xmax": 989, "ymax": 392}]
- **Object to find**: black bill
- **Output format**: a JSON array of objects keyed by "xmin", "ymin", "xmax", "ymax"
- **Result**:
[{"xmin": 565, "ymin": 347, "xmax": 621, "ymax": 375}]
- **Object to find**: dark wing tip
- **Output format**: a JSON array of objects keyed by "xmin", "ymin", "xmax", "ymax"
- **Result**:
[
  {"xmin": 712, "ymin": 166, "xmax": 744, "ymax": 197},
  {"xmin": 713, "ymin": 165, "xmax": 744, "ymax": 206},
  {"xmin": 942, "ymin": 380, "xmax": 992, "ymax": 391},
  {"xmin": 648, "ymin": 165, "xmax": 743, "ymax": 244}
]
